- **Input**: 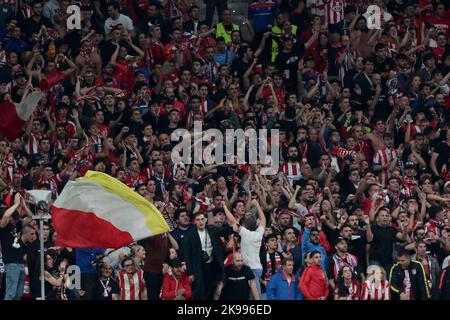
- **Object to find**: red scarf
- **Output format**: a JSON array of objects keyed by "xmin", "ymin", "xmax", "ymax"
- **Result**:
[{"xmin": 264, "ymin": 252, "xmax": 282, "ymax": 280}]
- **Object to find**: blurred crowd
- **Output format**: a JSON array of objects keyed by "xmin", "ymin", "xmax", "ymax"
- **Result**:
[{"xmin": 0, "ymin": 0, "xmax": 450, "ymax": 300}]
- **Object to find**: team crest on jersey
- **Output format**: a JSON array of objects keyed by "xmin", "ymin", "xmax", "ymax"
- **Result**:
[{"xmin": 412, "ymin": 269, "xmax": 417, "ymax": 275}]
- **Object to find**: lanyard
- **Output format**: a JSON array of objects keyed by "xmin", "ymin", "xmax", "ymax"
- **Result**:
[{"xmin": 100, "ymin": 278, "xmax": 110, "ymax": 297}]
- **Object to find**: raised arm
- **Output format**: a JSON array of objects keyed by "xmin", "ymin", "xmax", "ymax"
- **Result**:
[
  {"xmin": 59, "ymin": 54, "xmax": 77, "ymax": 76},
  {"xmin": 0, "ymin": 194, "xmax": 21, "ymax": 228},
  {"xmin": 251, "ymin": 199, "xmax": 266, "ymax": 229},
  {"xmin": 254, "ymin": 32, "xmax": 270, "ymax": 58},
  {"xmin": 223, "ymin": 201, "xmax": 239, "ymax": 226}
]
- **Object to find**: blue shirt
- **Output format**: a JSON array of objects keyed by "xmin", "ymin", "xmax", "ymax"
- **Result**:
[
  {"xmin": 170, "ymin": 225, "xmax": 193, "ymax": 249},
  {"xmin": 301, "ymin": 228, "xmax": 328, "ymax": 270},
  {"xmin": 248, "ymin": 1, "xmax": 277, "ymax": 33},
  {"xmin": 3, "ymin": 38, "xmax": 28, "ymax": 54},
  {"xmin": 75, "ymin": 248, "xmax": 105, "ymax": 273},
  {"xmin": 213, "ymin": 50, "xmax": 235, "ymax": 66}
]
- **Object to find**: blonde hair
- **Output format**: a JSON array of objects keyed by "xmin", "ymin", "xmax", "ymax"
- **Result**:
[
  {"xmin": 130, "ymin": 245, "xmax": 144, "ymax": 257},
  {"xmin": 366, "ymin": 265, "xmax": 387, "ymax": 282}
]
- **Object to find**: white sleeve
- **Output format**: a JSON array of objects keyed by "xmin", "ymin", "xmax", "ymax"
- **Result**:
[
  {"xmin": 440, "ymin": 84, "xmax": 449, "ymax": 96},
  {"xmin": 126, "ymin": 16, "xmax": 134, "ymax": 31},
  {"xmin": 239, "ymin": 226, "xmax": 249, "ymax": 237},
  {"xmin": 104, "ymin": 20, "xmax": 111, "ymax": 35},
  {"xmin": 256, "ymin": 225, "xmax": 265, "ymax": 237}
]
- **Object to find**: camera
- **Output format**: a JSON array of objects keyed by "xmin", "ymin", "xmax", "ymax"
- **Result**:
[{"xmin": 201, "ymin": 250, "xmax": 209, "ymax": 263}]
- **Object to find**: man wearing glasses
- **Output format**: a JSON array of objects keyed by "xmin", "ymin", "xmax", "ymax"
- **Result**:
[{"xmin": 117, "ymin": 257, "xmax": 147, "ymax": 300}]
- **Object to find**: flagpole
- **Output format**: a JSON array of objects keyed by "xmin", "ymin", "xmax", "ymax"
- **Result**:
[
  {"xmin": 32, "ymin": 211, "xmax": 51, "ymax": 301},
  {"xmin": 26, "ymin": 190, "xmax": 52, "ymax": 301}
]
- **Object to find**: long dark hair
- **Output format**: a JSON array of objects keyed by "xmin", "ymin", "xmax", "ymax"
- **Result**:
[{"xmin": 335, "ymin": 266, "xmax": 357, "ymax": 298}]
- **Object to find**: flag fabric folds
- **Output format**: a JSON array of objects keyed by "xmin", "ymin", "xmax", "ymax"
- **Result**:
[
  {"xmin": 52, "ymin": 170, "xmax": 169, "ymax": 248},
  {"xmin": 0, "ymin": 90, "xmax": 42, "ymax": 141}
]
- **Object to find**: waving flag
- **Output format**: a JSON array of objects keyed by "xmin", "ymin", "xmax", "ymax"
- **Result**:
[
  {"xmin": 52, "ymin": 171, "xmax": 169, "ymax": 248},
  {"xmin": 0, "ymin": 90, "xmax": 42, "ymax": 141}
]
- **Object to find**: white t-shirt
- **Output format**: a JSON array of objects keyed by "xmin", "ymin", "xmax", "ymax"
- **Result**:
[
  {"xmin": 239, "ymin": 225, "xmax": 265, "ymax": 270},
  {"xmin": 104, "ymin": 14, "xmax": 134, "ymax": 34},
  {"xmin": 294, "ymin": 203, "xmax": 308, "ymax": 231},
  {"xmin": 363, "ymin": 11, "xmax": 393, "ymax": 24}
]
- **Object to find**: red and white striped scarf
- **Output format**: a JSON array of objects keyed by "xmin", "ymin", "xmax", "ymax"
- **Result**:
[
  {"xmin": 332, "ymin": 253, "xmax": 358, "ymax": 279},
  {"xmin": 264, "ymin": 252, "xmax": 282, "ymax": 281}
]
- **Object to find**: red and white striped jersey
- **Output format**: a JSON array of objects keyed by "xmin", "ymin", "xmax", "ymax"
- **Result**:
[
  {"xmin": 373, "ymin": 147, "xmax": 397, "ymax": 186},
  {"xmin": 400, "ymin": 177, "xmax": 418, "ymax": 197},
  {"xmin": 25, "ymin": 133, "xmax": 41, "ymax": 156},
  {"xmin": 325, "ymin": 0, "xmax": 346, "ymax": 25},
  {"xmin": 402, "ymin": 270, "xmax": 414, "ymax": 300},
  {"xmin": 279, "ymin": 162, "xmax": 302, "ymax": 182},
  {"xmin": 117, "ymin": 270, "xmax": 146, "ymax": 300},
  {"xmin": 53, "ymin": 139, "xmax": 65, "ymax": 155},
  {"xmin": 335, "ymin": 280, "xmax": 360, "ymax": 300},
  {"xmin": 37, "ymin": 174, "xmax": 62, "ymax": 196},
  {"xmin": 307, "ymin": 0, "xmax": 326, "ymax": 17},
  {"xmin": 361, "ymin": 280, "xmax": 390, "ymax": 300}
]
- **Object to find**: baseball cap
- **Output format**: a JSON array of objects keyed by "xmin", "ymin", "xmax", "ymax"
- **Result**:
[
  {"xmin": 280, "ymin": 34, "xmax": 293, "ymax": 42},
  {"xmin": 344, "ymin": 5, "xmax": 356, "ymax": 14},
  {"xmin": 404, "ymin": 161, "xmax": 415, "ymax": 169},
  {"xmin": 169, "ymin": 258, "xmax": 182, "ymax": 268},
  {"xmin": 14, "ymin": 70, "xmax": 26, "ymax": 79},
  {"xmin": 404, "ymin": 195, "xmax": 418, "ymax": 203},
  {"xmin": 334, "ymin": 236, "xmax": 347, "ymax": 246}
]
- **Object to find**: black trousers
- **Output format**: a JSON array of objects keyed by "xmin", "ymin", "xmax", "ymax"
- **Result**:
[
  {"xmin": 0, "ymin": 273, "xmax": 5, "ymax": 300},
  {"xmin": 143, "ymin": 272, "xmax": 163, "ymax": 300},
  {"xmin": 192, "ymin": 262, "xmax": 217, "ymax": 300},
  {"xmin": 80, "ymin": 273, "xmax": 97, "ymax": 300},
  {"xmin": 204, "ymin": 0, "xmax": 228, "ymax": 27}
]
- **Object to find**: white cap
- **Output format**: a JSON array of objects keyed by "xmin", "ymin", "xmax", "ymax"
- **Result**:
[{"xmin": 445, "ymin": 180, "xmax": 450, "ymax": 190}]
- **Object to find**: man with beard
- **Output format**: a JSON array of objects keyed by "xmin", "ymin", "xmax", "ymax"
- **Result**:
[
  {"xmin": 336, "ymin": 167, "xmax": 360, "ymax": 198},
  {"xmin": 279, "ymin": 144, "xmax": 302, "ymax": 184},
  {"xmin": 327, "ymin": 237, "xmax": 363, "ymax": 292},
  {"xmin": 389, "ymin": 249, "xmax": 430, "ymax": 300},
  {"xmin": 275, "ymin": 33, "xmax": 317, "ymax": 92},
  {"xmin": 354, "ymin": 57, "xmax": 375, "ymax": 102},
  {"xmin": 218, "ymin": 252, "xmax": 259, "ymax": 300},
  {"xmin": 21, "ymin": 0, "xmax": 53, "ymax": 41},
  {"xmin": 412, "ymin": 241, "xmax": 441, "ymax": 300},
  {"xmin": 326, "ymin": 212, "xmax": 371, "ymax": 272},
  {"xmin": 288, "ymin": 185, "xmax": 313, "ymax": 226},
  {"xmin": 296, "ymin": 126, "xmax": 321, "ymax": 169},
  {"xmin": 151, "ymin": 159, "xmax": 172, "ymax": 198},
  {"xmin": 171, "ymin": 208, "xmax": 193, "ymax": 251},
  {"xmin": 385, "ymin": 177, "xmax": 401, "ymax": 210},
  {"xmin": 231, "ymin": 44, "xmax": 255, "ymax": 88},
  {"xmin": 367, "ymin": 207, "xmax": 408, "ymax": 271}
]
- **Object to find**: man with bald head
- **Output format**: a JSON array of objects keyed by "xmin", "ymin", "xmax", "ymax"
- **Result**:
[{"xmin": 218, "ymin": 252, "xmax": 260, "ymax": 300}]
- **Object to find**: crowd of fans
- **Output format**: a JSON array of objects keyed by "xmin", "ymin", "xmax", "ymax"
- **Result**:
[{"xmin": 1, "ymin": 0, "xmax": 450, "ymax": 301}]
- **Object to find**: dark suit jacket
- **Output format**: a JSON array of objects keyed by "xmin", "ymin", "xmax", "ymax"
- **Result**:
[
  {"xmin": 183, "ymin": 225, "xmax": 225, "ymax": 281},
  {"xmin": 183, "ymin": 20, "xmax": 201, "ymax": 33}
]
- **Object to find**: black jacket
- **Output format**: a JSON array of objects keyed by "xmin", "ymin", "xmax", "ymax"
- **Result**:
[
  {"xmin": 183, "ymin": 225, "xmax": 225, "ymax": 281},
  {"xmin": 389, "ymin": 260, "xmax": 430, "ymax": 300},
  {"xmin": 183, "ymin": 20, "xmax": 202, "ymax": 33},
  {"xmin": 440, "ymin": 266, "xmax": 450, "ymax": 300}
]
